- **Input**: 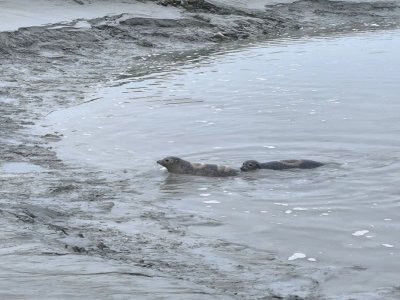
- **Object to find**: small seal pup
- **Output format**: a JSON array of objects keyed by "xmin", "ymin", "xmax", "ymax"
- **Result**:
[
  {"xmin": 241, "ymin": 159, "xmax": 324, "ymax": 172},
  {"xmin": 157, "ymin": 156, "xmax": 238, "ymax": 177}
]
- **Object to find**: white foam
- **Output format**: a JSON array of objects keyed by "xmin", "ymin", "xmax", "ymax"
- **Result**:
[
  {"xmin": 203, "ymin": 200, "xmax": 220, "ymax": 204},
  {"xmin": 307, "ymin": 258, "xmax": 317, "ymax": 262},
  {"xmin": 352, "ymin": 230, "xmax": 369, "ymax": 236},
  {"xmin": 288, "ymin": 253, "xmax": 306, "ymax": 261}
]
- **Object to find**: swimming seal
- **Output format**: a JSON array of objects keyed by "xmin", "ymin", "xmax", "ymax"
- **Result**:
[
  {"xmin": 157, "ymin": 156, "xmax": 238, "ymax": 177},
  {"xmin": 240, "ymin": 159, "xmax": 324, "ymax": 172}
]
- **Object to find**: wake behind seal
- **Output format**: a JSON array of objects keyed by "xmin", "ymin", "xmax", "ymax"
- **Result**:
[
  {"xmin": 157, "ymin": 156, "xmax": 239, "ymax": 177},
  {"xmin": 241, "ymin": 159, "xmax": 324, "ymax": 171}
]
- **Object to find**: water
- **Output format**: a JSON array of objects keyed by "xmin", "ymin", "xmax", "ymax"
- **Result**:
[
  {"xmin": 0, "ymin": 162, "xmax": 46, "ymax": 173},
  {"xmin": 42, "ymin": 30, "xmax": 400, "ymax": 295}
]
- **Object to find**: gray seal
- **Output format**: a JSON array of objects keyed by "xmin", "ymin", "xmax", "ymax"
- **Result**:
[
  {"xmin": 241, "ymin": 159, "xmax": 324, "ymax": 172},
  {"xmin": 157, "ymin": 156, "xmax": 238, "ymax": 177}
]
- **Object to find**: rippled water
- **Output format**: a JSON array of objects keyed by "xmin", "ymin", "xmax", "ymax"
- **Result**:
[{"xmin": 42, "ymin": 30, "xmax": 400, "ymax": 294}]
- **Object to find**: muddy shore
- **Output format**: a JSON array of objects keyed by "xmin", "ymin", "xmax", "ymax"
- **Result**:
[{"xmin": 1, "ymin": 0, "xmax": 400, "ymax": 299}]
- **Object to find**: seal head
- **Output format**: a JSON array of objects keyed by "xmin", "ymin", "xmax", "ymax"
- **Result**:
[
  {"xmin": 240, "ymin": 160, "xmax": 261, "ymax": 172},
  {"xmin": 157, "ymin": 156, "xmax": 193, "ymax": 174},
  {"xmin": 157, "ymin": 156, "xmax": 180, "ymax": 167}
]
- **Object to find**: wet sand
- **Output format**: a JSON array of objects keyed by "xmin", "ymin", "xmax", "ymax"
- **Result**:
[{"xmin": 1, "ymin": 0, "xmax": 400, "ymax": 299}]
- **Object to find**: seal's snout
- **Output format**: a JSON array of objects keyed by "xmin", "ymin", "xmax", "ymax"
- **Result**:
[{"xmin": 240, "ymin": 166, "xmax": 247, "ymax": 172}]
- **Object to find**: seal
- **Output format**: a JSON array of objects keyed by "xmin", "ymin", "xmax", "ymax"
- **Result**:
[
  {"xmin": 240, "ymin": 159, "xmax": 324, "ymax": 171},
  {"xmin": 157, "ymin": 156, "xmax": 238, "ymax": 177}
]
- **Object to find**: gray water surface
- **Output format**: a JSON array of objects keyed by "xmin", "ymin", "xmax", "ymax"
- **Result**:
[
  {"xmin": 43, "ymin": 30, "xmax": 400, "ymax": 295},
  {"xmin": 0, "ymin": 162, "xmax": 46, "ymax": 173}
]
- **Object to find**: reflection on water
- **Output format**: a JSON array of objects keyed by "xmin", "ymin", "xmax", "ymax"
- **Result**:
[{"xmin": 45, "ymin": 29, "xmax": 400, "ymax": 294}]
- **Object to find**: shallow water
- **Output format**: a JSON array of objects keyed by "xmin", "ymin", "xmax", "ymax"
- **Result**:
[
  {"xmin": 42, "ymin": 29, "xmax": 400, "ymax": 295},
  {"xmin": 0, "ymin": 162, "xmax": 46, "ymax": 173}
]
